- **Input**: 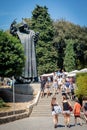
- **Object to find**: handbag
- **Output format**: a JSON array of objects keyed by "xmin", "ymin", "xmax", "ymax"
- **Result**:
[
  {"xmin": 67, "ymin": 102, "xmax": 73, "ymax": 111},
  {"xmin": 69, "ymin": 105, "xmax": 73, "ymax": 112}
]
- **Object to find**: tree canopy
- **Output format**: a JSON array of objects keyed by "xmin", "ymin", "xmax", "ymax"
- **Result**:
[
  {"xmin": 31, "ymin": 5, "xmax": 58, "ymax": 75},
  {"xmin": 53, "ymin": 19, "xmax": 87, "ymax": 70},
  {"xmin": 0, "ymin": 30, "xmax": 25, "ymax": 77}
]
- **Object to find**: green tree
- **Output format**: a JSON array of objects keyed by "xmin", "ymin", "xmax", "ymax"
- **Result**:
[
  {"xmin": 53, "ymin": 19, "xmax": 87, "ymax": 69},
  {"xmin": 31, "ymin": 5, "xmax": 58, "ymax": 75},
  {"xmin": 63, "ymin": 39, "xmax": 76, "ymax": 72},
  {"xmin": 0, "ymin": 30, "xmax": 25, "ymax": 77}
]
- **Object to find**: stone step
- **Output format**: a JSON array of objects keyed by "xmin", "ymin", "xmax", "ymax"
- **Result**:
[
  {"xmin": 32, "ymin": 109, "xmax": 51, "ymax": 112},
  {"xmin": 33, "ymin": 107, "xmax": 51, "ymax": 110},
  {"xmin": 0, "ymin": 109, "xmax": 26, "ymax": 117},
  {"xmin": 33, "ymin": 105, "xmax": 50, "ymax": 107},
  {"xmin": 30, "ymin": 93, "xmax": 63, "ymax": 117},
  {"xmin": 37, "ymin": 102, "xmax": 51, "ymax": 104},
  {"xmin": 0, "ymin": 112, "xmax": 29, "ymax": 124},
  {"xmin": 38, "ymin": 101, "xmax": 51, "ymax": 104},
  {"xmin": 32, "ymin": 110, "xmax": 51, "ymax": 113},
  {"xmin": 30, "ymin": 114, "xmax": 52, "ymax": 117},
  {"xmin": 31, "ymin": 113, "xmax": 64, "ymax": 117}
]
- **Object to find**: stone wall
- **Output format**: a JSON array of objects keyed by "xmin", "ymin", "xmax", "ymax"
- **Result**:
[{"xmin": 0, "ymin": 83, "xmax": 40, "ymax": 102}]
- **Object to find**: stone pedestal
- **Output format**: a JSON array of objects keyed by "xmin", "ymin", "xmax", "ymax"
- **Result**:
[{"xmin": 14, "ymin": 84, "xmax": 34, "ymax": 95}]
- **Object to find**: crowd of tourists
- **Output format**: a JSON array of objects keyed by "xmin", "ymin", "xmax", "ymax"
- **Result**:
[
  {"xmin": 40, "ymin": 70, "xmax": 87, "ymax": 128},
  {"xmin": 40, "ymin": 70, "xmax": 75, "ymax": 99}
]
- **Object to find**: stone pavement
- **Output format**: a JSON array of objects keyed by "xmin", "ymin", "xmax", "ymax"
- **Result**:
[
  {"xmin": 0, "ymin": 84, "xmax": 86, "ymax": 130},
  {"xmin": 0, "ymin": 116, "xmax": 86, "ymax": 130}
]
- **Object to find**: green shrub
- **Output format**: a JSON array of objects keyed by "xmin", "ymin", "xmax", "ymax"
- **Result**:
[
  {"xmin": 0, "ymin": 98, "xmax": 6, "ymax": 108},
  {"xmin": 75, "ymin": 73, "xmax": 87, "ymax": 102}
]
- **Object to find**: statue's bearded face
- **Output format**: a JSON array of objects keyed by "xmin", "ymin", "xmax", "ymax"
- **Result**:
[{"xmin": 19, "ymin": 24, "xmax": 30, "ymax": 34}]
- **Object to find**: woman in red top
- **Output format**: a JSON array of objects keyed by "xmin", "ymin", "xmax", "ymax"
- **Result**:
[{"xmin": 73, "ymin": 99, "xmax": 82, "ymax": 126}]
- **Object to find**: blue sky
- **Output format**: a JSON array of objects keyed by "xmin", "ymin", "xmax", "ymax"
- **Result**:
[{"xmin": 0, "ymin": 0, "xmax": 87, "ymax": 30}]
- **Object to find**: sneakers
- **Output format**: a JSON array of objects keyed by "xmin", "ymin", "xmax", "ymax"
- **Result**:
[
  {"xmin": 54, "ymin": 124, "xmax": 57, "ymax": 128},
  {"xmin": 75, "ymin": 123, "xmax": 82, "ymax": 126},
  {"xmin": 79, "ymin": 123, "xmax": 82, "ymax": 126},
  {"xmin": 67, "ymin": 124, "xmax": 71, "ymax": 128}
]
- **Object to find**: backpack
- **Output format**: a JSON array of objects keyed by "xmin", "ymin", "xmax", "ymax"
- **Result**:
[{"xmin": 54, "ymin": 105, "xmax": 62, "ymax": 114}]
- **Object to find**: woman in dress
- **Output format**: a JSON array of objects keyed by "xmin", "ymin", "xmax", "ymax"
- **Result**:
[
  {"xmin": 51, "ymin": 96, "xmax": 60, "ymax": 128},
  {"xmin": 62, "ymin": 95, "xmax": 71, "ymax": 127}
]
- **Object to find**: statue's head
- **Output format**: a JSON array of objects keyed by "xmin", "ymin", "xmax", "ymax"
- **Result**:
[
  {"xmin": 18, "ymin": 18, "xmax": 30, "ymax": 34},
  {"xmin": 10, "ymin": 18, "xmax": 30, "ymax": 35},
  {"xmin": 19, "ymin": 23, "xmax": 30, "ymax": 34}
]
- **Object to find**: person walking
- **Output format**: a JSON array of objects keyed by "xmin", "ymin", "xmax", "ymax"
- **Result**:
[
  {"xmin": 73, "ymin": 99, "xmax": 82, "ymax": 126},
  {"xmin": 40, "ymin": 77, "xmax": 46, "ymax": 98},
  {"xmin": 51, "ymin": 96, "xmax": 62, "ymax": 128},
  {"xmin": 52, "ymin": 79, "xmax": 59, "ymax": 95},
  {"xmin": 62, "ymin": 95, "xmax": 71, "ymax": 127},
  {"xmin": 83, "ymin": 100, "xmax": 87, "ymax": 124},
  {"xmin": 45, "ymin": 81, "xmax": 50, "ymax": 98}
]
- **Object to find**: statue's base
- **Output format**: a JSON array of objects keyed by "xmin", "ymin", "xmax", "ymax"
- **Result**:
[
  {"xmin": 16, "ymin": 77, "xmax": 38, "ymax": 84},
  {"xmin": 14, "ymin": 84, "xmax": 34, "ymax": 95}
]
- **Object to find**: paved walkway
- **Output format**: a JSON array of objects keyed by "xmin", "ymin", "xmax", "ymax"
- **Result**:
[{"xmin": 0, "ymin": 116, "xmax": 86, "ymax": 130}]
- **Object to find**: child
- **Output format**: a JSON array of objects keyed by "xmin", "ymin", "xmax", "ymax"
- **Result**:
[{"xmin": 73, "ymin": 99, "xmax": 82, "ymax": 126}]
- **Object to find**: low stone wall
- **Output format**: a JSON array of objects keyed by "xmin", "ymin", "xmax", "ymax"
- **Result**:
[
  {"xmin": 14, "ymin": 83, "xmax": 41, "ymax": 95},
  {"xmin": 0, "ymin": 83, "xmax": 40, "ymax": 102},
  {"xmin": 0, "ymin": 109, "xmax": 26, "ymax": 117},
  {"xmin": 0, "ymin": 88, "xmax": 33, "ymax": 102},
  {"xmin": 0, "ymin": 83, "xmax": 41, "ymax": 124},
  {"xmin": 0, "ymin": 90, "xmax": 41, "ymax": 125},
  {"xmin": 0, "ymin": 111, "xmax": 30, "ymax": 124}
]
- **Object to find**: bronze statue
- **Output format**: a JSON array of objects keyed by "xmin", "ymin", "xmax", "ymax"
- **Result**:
[{"xmin": 10, "ymin": 19, "xmax": 39, "ymax": 82}]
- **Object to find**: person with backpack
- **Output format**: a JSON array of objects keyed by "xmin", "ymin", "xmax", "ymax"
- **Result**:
[{"xmin": 51, "ymin": 96, "xmax": 62, "ymax": 128}]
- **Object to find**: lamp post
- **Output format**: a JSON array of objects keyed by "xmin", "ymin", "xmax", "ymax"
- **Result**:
[{"xmin": 12, "ymin": 76, "xmax": 15, "ymax": 114}]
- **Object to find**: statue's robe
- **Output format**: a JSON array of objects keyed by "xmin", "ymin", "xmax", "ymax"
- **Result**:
[{"xmin": 17, "ymin": 30, "xmax": 37, "ymax": 79}]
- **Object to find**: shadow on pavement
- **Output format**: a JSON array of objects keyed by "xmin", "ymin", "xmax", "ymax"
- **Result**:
[
  {"xmin": 57, "ymin": 124, "xmax": 76, "ymax": 128},
  {"xmin": 57, "ymin": 124, "xmax": 65, "ymax": 127}
]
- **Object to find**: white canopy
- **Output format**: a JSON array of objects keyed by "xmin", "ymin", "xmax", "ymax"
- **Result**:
[
  {"xmin": 67, "ymin": 73, "xmax": 76, "ymax": 77},
  {"xmin": 41, "ymin": 73, "xmax": 53, "ymax": 77},
  {"xmin": 79, "ymin": 68, "xmax": 87, "ymax": 73}
]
